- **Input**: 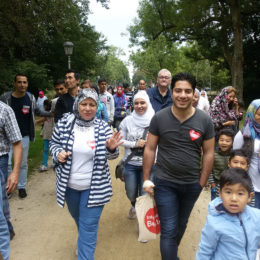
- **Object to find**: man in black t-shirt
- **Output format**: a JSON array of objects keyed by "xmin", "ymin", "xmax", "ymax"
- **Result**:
[
  {"xmin": 143, "ymin": 72, "xmax": 215, "ymax": 260},
  {"xmin": 54, "ymin": 70, "xmax": 80, "ymax": 123},
  {"xmin": 0, "ymin": 74, "xmax": 50, "ymax": 199}
]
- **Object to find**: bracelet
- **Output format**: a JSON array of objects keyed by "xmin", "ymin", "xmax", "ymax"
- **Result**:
[{"xmin": 143, "ymin": 180, "xmax": 155, "ymax": 189}]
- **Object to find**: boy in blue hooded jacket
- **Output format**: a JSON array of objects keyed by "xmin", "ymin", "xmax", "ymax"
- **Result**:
[{"xmin": 197, "ymin": 168, "xmax": 260, "ymax": 260}]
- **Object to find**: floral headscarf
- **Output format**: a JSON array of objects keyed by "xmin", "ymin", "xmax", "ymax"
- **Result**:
[
  {"xmin": 73, "ymin": 88, "xmax": 99, "ymax": 127},
  {"xmin": 242, "ymin": 99, "xmax": 260, "ymax": 172},
  {"xmin": 242, "ymin": 99, "xmax": 260, "ymax": 140},
  {"xmin": 209, "ymin": 87, "xmax": 237, "ymax": 129}
]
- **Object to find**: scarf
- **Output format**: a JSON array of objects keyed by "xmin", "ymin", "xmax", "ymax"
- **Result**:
[
  {"xmin": 132, "ymin": 90, "xmax": 155, "ymax": 128},
  {"xmin": 116, "ymin": 86, "xmax": 123, "ymax": 97},
  {"xmin": 193, "ymin": 88, "xmax": 200, "ymax": 108},
  {"xmin": 73, "ymin": 88, "xmax": 98, "ymax": 127},
  {"xmin": 241, "ymin": 99, "xmax": 260, "ymax": 173},
  {"xmin": 209, "ymin": 87, "xmax": 237, "ymax": 127}
]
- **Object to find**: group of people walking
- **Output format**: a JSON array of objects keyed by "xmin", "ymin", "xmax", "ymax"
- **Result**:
[{"xmin": 0, "ymin": 68, "xmax": 260, "ymax": 260}]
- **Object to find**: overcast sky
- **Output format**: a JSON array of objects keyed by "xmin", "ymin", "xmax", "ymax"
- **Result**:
[{"xmin": 88, "ymin": 0, "xmax": 140, "ymax": 78}]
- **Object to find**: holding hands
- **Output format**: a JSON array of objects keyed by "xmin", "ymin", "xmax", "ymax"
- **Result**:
[{"xmin": 106, "ymin": 131, "xmax": 123, "ymax": 151}]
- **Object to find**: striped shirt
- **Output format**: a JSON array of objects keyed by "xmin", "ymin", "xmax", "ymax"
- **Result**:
[
  {"xmin": 50, "ymin": 113, "xmax": 119, "ymax": 208},
  {"xmin": 0, "ymin": 101, "xmax": 22, "ymax": 156}
]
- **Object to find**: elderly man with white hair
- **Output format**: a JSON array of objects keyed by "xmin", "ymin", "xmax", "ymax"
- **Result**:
[{"xmin": 147, "ymin": 69, "xmax": 173, "ymax": 112}]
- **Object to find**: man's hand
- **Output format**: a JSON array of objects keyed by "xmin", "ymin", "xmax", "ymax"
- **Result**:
[
  {"xmin": 143, "ymin": 180, "xmax": 155, "ymax": 195},
  {"xmin": 6, "ymin": 172, "xmax": 19, "ymax": 193}
]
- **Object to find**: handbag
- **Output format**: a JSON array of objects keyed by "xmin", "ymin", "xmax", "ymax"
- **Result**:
[
  {"xmin": 136, "ymin": 194, "xmax": 161, "ymax": 241},
  {"xmin": 115, "ymin": 127, "xmax": 149, "ymax": 180}
]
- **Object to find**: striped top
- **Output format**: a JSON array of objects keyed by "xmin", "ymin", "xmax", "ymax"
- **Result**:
[{"xmin": 50, "ymin": 113, "xmax": 119, "ymax": 208}]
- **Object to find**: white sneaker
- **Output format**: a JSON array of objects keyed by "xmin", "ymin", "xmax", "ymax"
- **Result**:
[
  {"xmin": 39, "ymin": 165, "xmax": 48, "ymax": 172},
  {"xmin": 128, "ymin": 206, "xmax": 136, "ymax": 219},
  {"xmin": 140, "ymin": 240, "xmax": 148, "ymax": 243}
]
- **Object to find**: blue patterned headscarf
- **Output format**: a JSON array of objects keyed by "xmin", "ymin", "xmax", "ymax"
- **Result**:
[
  {"xmin": 242, "ymin": 99, "xmax": 260, "ymax": 173},
  {"xmin": 242, "ymin": 99, "xmax": 260, "ymax": 140}
]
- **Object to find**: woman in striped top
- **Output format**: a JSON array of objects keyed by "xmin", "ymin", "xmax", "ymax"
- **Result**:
[{"xmin": 50, "ymin": 88, "xmax": 122, "ymax": 260}]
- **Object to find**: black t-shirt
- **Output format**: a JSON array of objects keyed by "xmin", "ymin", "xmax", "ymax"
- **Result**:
[
  {"xmin": 149, "ymin": 107, "xmax": 214, "ymax": 184},
  {"xmin": 11, "ymin": 94, "xmax": 31, "ymax": 137},
  {"xmin": 54, "ymin": 93, "xmax": 75, "ymax": 123}
]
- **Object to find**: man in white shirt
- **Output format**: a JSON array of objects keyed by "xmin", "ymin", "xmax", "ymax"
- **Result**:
[{"xmin": 98, "ymin": 78, "xmax": 115, "ymax": 125}]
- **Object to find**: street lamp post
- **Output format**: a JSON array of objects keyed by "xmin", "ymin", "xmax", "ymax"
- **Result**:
[{"xmin": 63, "ymin": 41, "xmax": 74, "ymax": 69}]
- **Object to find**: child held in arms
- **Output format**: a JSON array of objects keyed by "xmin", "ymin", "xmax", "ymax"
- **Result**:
[{"xmin": 197, "ymin": 168, "xmax": 260, "ymax": 259}]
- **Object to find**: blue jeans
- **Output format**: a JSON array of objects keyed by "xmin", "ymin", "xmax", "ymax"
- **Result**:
[
  {"xmin": 0, "ymin": 169, "xmax": 10, "ymax": 260},
  {"xmin": 123, "ymin": 164, "xmax": 144, "ymax": 206},
  {"xmin": 211, "ymin": 187, "xmax": 218, "ymax": 201},
  {"xmin": 0, "ymin": 155, "xmax": 13, "ymax": 234},
  {"xmin": 255, "ymin": 192, "xmax": 260, "ymax": 209},
  {"xmin": 42, "ymin": 140, "xmax": 49, "ymax": 167},
  {"xmin": 65, "ymin": 188, "xmax": 104, "ymax": 260},
  {"xmin": 8, "ymin": 136, "xmax": 30, "ymax": 189},
  {"xmin": 154, "ymin": 177, "xmax": 202, "ymax": 260}
]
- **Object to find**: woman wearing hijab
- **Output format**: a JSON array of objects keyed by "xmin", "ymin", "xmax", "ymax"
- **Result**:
[
  {"xmin": 113, "ymin": 86, "xmax": 127, "ymax": 130},
  {"xmin": 209, "ymin": 86, "xmax": 239, "ymax": 134},
  {"xmin": 198, "ymin": 90, "xmax": 210, "ymax": 112},
  {"xmin": 192, "ymin": 88, "xmax": 200, "ymax": 108},
  {"xmin": 233, "ymin": 99, "xmax": 260, "ymax": 208},
  {"xmin": 119, "ymin": 90, "xmax": 155, "ymax": 220},
  {"xmin": 50, "ymin": 88, "xmax": 122, "ymax": 259}
]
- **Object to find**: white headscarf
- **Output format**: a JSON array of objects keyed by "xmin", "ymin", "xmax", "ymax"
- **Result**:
[{"xmin": 132, "ymin": 90, "xmax": 155, "ymax": 128}]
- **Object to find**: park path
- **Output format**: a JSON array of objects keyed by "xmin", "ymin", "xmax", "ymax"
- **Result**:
[{"xmin": 9, "ymin": 155, "xmax": 210, "ymax": 260}]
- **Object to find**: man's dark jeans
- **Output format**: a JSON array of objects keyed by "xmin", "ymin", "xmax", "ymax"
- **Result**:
[{"xmin": 154, "ymin": 177, "xmax": 202, "ymax": 260}]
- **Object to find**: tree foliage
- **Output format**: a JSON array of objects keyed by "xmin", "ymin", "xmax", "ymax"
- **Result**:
[
  {"xmin": 129, "ymin": 0, "xmax": 260, "ymax": 100},
  {"xmin": 0, "ymin": 0, "xmax": 130, "ymax": 95}
]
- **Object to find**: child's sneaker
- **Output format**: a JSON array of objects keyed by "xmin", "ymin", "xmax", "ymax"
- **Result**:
[
  {"xmin": 128, "ymin": 206, "xmax": 136, "ymax": 219},
  {"xmin": 39, "ymin": 165, "xmax": 48, "ymax": 172}
]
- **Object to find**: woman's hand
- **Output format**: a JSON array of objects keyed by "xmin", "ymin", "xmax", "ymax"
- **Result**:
[
  {"xmin": 57, "ymin": 150, "xmax": 71, "ymax": 163},
  {"xmin": 136, "ymin": 139, "xmax": 146, "ymax": 148},
  {"xmin": 222, "ymin": 120, "xmax": 235, "ymax": 126},
  {"xmin": 106, "ymin": 131, "xmax": 123, "ymax": 150}
]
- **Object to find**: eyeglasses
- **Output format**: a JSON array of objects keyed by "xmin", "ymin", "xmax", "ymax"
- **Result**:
[{"xmin": 158, "ymin": 76, "xmax": 171, "ymax": 80}]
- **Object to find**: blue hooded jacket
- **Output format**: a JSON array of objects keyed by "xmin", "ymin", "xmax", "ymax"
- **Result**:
[{"xmin": 196, "ymin": 197, "xmax": 260, "ymax": 260}]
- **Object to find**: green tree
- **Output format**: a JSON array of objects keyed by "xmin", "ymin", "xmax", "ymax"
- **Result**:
[{"xmin": 129, "ymin": 0, "xmax": 260, "ymax": 99}]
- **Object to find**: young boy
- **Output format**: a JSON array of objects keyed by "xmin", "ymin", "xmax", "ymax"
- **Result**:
[
  {"xmin": 197, "ymin": 168, "xmax": 260, "ymax": 259},
  {"xmin": 209, "ymin": 129, "xmax": 234, "ymax": 200},
  {"xmin": 228, "ymin": 149, "xmax": 255, "ymax": 207}
]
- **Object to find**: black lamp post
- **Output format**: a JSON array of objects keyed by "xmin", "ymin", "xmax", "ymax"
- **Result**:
[{"xmin": 63, "ymin": 41, "xmax": 74, "ymax": 69}]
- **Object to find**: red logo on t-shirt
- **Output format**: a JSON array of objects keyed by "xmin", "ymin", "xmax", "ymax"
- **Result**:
[
  {"xmin": 144, "ymin": 207, "xmax": 161, "ymax": 234},
  {"xmin": 189, "ymin": 130, "xmax": 201, "ymax": 141},
  {"xmin": 22, "ymin": 106, "xmax": 30, "ymax": 114},
  {"xmin": 86, "ymin": 140, "xmax": 95, "ymax": 150}
]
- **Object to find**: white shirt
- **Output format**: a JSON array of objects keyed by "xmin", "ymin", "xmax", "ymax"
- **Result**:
[
  {"xmin": 233, "ymin": 131, "xmax": 260, "ymax": 192},
  {"xmin": 68, "ymin": 125, "xmax": 95, "ymax": 190},
  {"xmin": 99, "ymin": 91, "xmax": 115, "ymax": 122}
]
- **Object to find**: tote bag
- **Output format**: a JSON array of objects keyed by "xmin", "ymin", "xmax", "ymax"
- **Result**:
[{"xmin": 136, "ymin": 194, "xmax": 161, "ymax": 241}]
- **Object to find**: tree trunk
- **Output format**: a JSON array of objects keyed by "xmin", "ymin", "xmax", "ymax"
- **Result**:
[{"xmin": 229, "ymin": 0, "xmax": 243, "ymax": 100}]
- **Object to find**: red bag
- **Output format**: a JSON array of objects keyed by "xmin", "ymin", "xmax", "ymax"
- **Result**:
[{"xmin": 136, "ymin": 194, "xmax": 161, "ymax": 241}]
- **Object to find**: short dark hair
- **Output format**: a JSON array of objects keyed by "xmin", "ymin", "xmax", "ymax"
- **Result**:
[
  {"xmin": 229, "ymin": 149, "xmax": 250, "ymax": 165},
  {"xmin": 171, "ymin": 72, "xmax": 196, "ymax": 90},
  {"xmin": 91, "ymin": 85, "xmax": 99, "ymax": 95},
  {"xmin": 98, "ymin": 78, "xmax": 106, "ymax": 84},
  {"xmin": 123, "ymin": 83, "xmax": 129, "ymax": 89},
  {"xmin": 43, "ymin": 99, "xmax": 52, "ymax": 111},
  {"xmin": 14, "ymin": 74, "xmax": 28, "ymax": 82},
  {"xmin": 65, "ymin": 69, "xmax": 80, "ymax": 80},
  {"xmin": 218, "ymin": 129, "xmax": 235, "ymax": 140},
  {"xmin": 220, "ymin": 168, "xmax": 252, "ymax": 193},
  {"xmin": 54, "ymin": 79, "xmax": 65, "ymax": 87}
]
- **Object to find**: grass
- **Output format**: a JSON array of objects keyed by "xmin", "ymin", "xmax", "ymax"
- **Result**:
[{"xmin": 27, "ymin": 126, "xmax": 44, "ymax": 176}]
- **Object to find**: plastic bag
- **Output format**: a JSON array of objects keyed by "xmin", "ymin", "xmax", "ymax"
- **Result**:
[{"xmin": 136, "ymin": 194, "xmax": 161, "ymax": 241}]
